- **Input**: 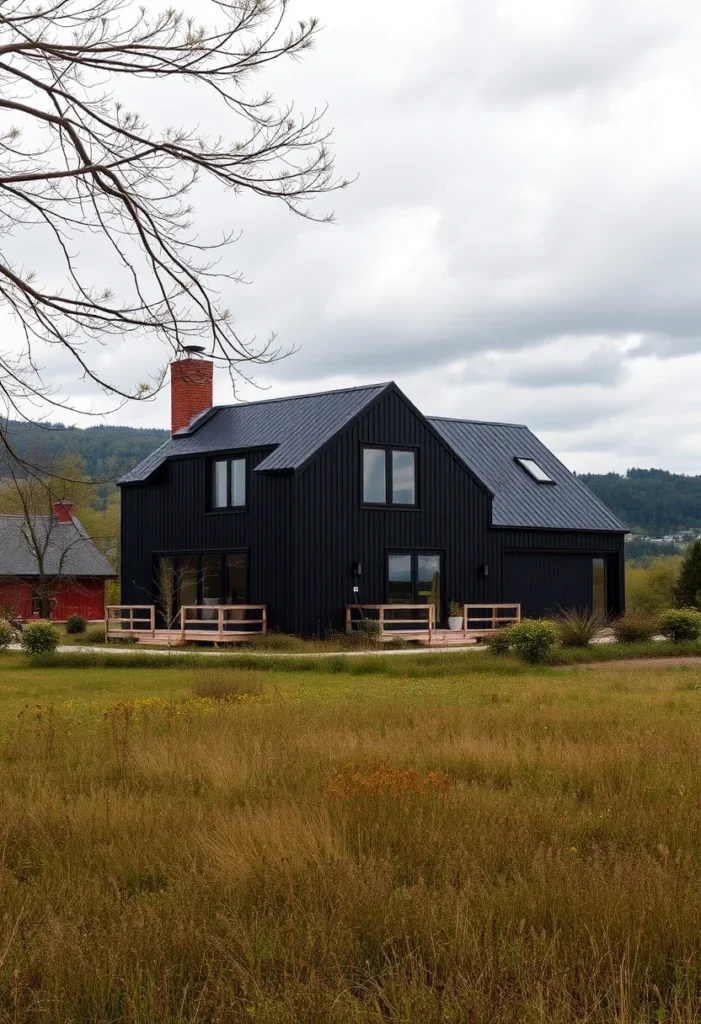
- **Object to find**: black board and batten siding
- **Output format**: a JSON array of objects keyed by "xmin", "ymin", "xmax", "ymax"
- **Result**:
[{"xmin": 120, "ymin": 383, "xmax": 626, "ymax": 634}]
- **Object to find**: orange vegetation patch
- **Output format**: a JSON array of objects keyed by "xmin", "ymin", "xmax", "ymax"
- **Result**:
[{"xmin": 326, "ymin": 760, "xmax": 451, "ymax": 798}]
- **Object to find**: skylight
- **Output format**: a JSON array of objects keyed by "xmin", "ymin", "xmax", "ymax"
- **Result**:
[{"xmin": 515, "ymin": 457, "xmax": 555, "ymax": 484}]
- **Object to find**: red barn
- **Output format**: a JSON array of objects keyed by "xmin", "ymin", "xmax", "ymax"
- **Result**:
[{"xmin": 0, "ymin": 502, "xmax": 116, "ymax": 621}]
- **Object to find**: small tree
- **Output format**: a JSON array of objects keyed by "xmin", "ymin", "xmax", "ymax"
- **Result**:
[{"xmin": 673, "ymin": 540, "xmax": 701, "ymax": 609}]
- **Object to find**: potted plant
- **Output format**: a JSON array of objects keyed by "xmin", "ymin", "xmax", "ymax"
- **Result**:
[{"xmin": 448, "ymin": 601, "xmax": 464, "ymax": 631}]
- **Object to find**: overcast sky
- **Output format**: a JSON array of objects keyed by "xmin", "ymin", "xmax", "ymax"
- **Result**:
[{"xmin": 14, "ymin": 0, "xmax": 701, "ymax": 474}]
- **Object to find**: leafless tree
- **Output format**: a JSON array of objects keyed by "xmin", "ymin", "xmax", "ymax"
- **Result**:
[
  {"xmin": 1, "ymin": 460, "xmax": 90, "ymax": 618},
  {"xmin": 0, "ymin": 0, "xmax": 347, "ymax": 440}
]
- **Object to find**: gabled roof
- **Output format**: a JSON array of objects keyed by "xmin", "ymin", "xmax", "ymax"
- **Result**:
[
  {"xmin": 0, "ymin": 515, "xmax": 116, "ymax": 578},
  {"xmin": 429, "ymin": 417, "xmax": 627, "ymax": 532},
  {"xmin": 119, "ymin": 383, "xmax": 389, "ymax": 484}
]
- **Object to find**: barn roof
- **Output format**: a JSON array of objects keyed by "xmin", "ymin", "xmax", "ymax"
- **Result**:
[
  {"xmin": 118, "ymin": 383, "xmax": 389, "ymax": 484},
  {"xmin": 429, "ymin": 417, "xmax": 627, "ymax": 532},
  {"xmin": 0, "ymin": 515, "xmax": 116, "ymax": 578},
  {"xmin": 118, "ymin": 380, "xmax": 626, "ymax": 534}
]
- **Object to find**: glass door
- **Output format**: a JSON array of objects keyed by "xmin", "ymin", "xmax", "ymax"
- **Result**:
[
  {"xmin": 417, "ymin": 554, "xmax": 441, "ymax": 619},
  {"xmin": 592, "ymin": 557, "xmax": 608, "ymax": 615},
  {"xmin": 387, "ymin": 552, "xmax": 442, "ymax": 624}
]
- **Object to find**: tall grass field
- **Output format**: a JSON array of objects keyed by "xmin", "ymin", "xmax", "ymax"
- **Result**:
[{"xmin": 1, "ymin": 652, "xmax": 701, "ymax": 1021}]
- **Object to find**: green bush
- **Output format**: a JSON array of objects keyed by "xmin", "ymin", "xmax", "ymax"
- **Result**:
[
  {"xmin": 612, "ymin": 612, "xmax": 658, "ymax": 644},
  {"xmin": 83, "ymin": 626, "xmax": 106, "ymax": 644},
  {"xmin": 0, "ymin": 619, "xmax": 14, "ymax": 650},
  {"xmin": 509, "ymin": 619, "xmax": 560, "ymax": 663},
  {"xmin": 658, "ymin": 609, "xmax": 701, "ymax": 643},
  {"xmin": 555, "ymin": 608, "xmax": 607, "ymax": 648},
  {"xmin": 357, "ymin": 617, "xmax": 381, "ymax": 637},
  {"xmin": 488, "ymin": 627, "xmax": 514, "ymax": 656},
  {"xmin": 21, "ymin": 620, "xmax": 60, "ymax": 655},
  {"xmin": 674, "ymin": 540, "xmax": 701, "ymax": 609},
  {"xmin": 65, "ymin": 614, "xmax": 87, "ymax": 635}
]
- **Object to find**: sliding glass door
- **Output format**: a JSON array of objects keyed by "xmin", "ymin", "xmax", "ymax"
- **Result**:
[
  {"xmin": 155, "ymin": 552, "xmax": 248, "ymax": 624},
  {"xmin": 387, "ymin": 551, "xmax": 442, "ymax": 622}
]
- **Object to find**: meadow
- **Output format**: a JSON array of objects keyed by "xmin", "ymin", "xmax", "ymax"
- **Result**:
[{"xmin": 1, "ymin": 652, "xmax": 701, "ymax": 1022}]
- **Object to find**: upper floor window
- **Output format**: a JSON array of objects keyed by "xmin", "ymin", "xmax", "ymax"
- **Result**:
[
  {"xmin": 211, "ymin": 457, "xmax": 246, "ymax": 509},
  {"xmin": 363, "ymin": 446, "xmax": 417, "ymax": 506}
]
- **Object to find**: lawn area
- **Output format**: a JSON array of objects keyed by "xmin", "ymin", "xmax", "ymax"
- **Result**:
[{"xmin": 2, "ymin": 653, "xmax": 701, "ymax": 1022}]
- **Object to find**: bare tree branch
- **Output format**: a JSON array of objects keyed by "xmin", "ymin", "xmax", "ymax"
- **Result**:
[{"xmin": 0, "ymin": 0, "xmax": 348, "ymax": 429}]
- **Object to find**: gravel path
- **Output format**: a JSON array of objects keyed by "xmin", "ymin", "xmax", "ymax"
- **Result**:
[{"xmin": 8, "ymin": 643, "xmax": 486, "ymax": 659}]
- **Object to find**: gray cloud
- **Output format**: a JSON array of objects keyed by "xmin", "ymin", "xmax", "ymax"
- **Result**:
[{"xmin": 5, "ymin": 0, "xmax": 701, "ymax": 473}]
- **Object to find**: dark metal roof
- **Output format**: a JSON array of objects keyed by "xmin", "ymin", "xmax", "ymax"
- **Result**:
[
  {"xmin": 119, "ymin": 383, "xmax": 389, "ymax": 484},
  {"xmin": 0, "ymin": 515, "xmax": 117, "ymax": 577},
  {"xmin": 429, "ymin": 417, "xmax": 627, "ymax": 532}
]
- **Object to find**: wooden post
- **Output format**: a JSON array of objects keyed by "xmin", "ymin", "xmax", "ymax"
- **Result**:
[
  {"xmin": 345, "ymin": 606, "xmax": 351, "ymax": 633},
  {"xmin": 150, "ymin": 605, "xmax": 155, "ymax": 637},
  {"xmin": 217, "ymin": 606, "xmax": 223, "ymax": 641},
  {"xmin": 379, "ymin": 606, "xmax": 384, "ymax": 640},
  {"xmin": 180, "ymin": 607, "xmax": 185, "ymax": 642},
  {"xmin": 262, "ymin": 606, "xmax": 267, "ymax": 635}
]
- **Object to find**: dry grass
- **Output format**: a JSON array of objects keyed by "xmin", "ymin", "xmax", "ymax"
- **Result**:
[
  {"xmin": 191, "ymin": 667, "xmax": 266, "ymax": 699},
  {"xmin": 1, "ymin": 662, "xmax": 701, "ymax": 1020}
]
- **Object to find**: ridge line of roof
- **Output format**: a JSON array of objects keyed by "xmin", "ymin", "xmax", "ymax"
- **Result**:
[
  {"xmin": 210, "ymin": 381, "xmax": 391, "ymax": 413},
  {"xmin": 428, "ymin": 415, "xmax": 529, "ymax": 429}
]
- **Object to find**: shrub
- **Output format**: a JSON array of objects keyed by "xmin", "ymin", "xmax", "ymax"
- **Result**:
[
  {"xmin": 0, "ymin": 619, "xmax": 14, "ymax": 651},
  {"xmin": 21, "ymin": 620, "xmax": 60, "ymax": 655},
  {"xmin": 555, "ymin": 607, "xmax": 607, "ymax": 648},
  {"xmin": 191, "ymin": 668, "xmax": 265, "ymax": 699},
  {"xmin": 357, "ymin": 617, "xmax": 381, "ymax": 638},
  {"xmin": 488, "ymin": 627, "xmax": 514, "ymax": 656},
  {"xmin": 658, "ymin": 609, "xmax": 701, "ymax": 643},
  {"xmin": 65, "ymin": 614, "xmax": 87, "ymax": 635},
  {"xmin": 612, "ymin": 612, "xmax": 658, "ymax": 644},
  {"xmin": 448, "ymin": 601, "xmax": 462, "ymax": 618},
  {"xmin": 674, "ymin": 540, "xmax": 701, "ymax": 609},
  {"xmin": 509, "ymin": 619, "xmax": 560, "ymax": 663},
  {"xmin": 83, "ymin": 626, "xmax": 106, "ymax": 644}
]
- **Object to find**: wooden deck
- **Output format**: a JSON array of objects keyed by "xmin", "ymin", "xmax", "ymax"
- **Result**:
[
  {"xmin": 105, "ymin": 605, "xmax": 267, "ymax": 645},
  {"xmin": 346, "ymin": 603, "xmax": 521, "ymax": 645}
]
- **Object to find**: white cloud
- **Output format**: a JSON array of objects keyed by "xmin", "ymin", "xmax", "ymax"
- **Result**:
[{"xmin": 5, "ymin": 0, "xmax": 701, "ymax": 473}]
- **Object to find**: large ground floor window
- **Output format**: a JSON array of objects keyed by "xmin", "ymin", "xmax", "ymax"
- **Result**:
[
  {"xmin": 155, "ymin": 552, "xmax": 247, "ymax": 624},
  {"xmin": 387, "ymin": 551, "xmax": 442, "ymax": 622}
]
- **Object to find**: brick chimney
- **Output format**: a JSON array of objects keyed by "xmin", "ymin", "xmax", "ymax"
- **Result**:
[
  {"xmin": 53, "ymin": 500, "xmax": 75, "ymax": 523},
  {"xmin": 170, "ymin": 353, "xmax": 213, "ymax": 435}
]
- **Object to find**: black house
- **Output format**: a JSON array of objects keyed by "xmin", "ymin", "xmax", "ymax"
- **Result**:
[{"xmin": 119, "ymin": 357, "xmax": 627, "ymax": 633}]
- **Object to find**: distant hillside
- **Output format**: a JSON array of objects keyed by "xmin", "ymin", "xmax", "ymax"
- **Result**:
[
  {"xmin": 0, "ymin": 419, "xmax": 169, "ymax": 481},
  {"xmin": 580, "ymin": 469, "xmax": 701, "ymax": 536},
  {"xmin": 2, "ymin": 420, "xmax": 700, "ymax": 538}
]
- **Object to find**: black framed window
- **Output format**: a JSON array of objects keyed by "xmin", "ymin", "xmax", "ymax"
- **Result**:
[
  {"xmin": 362, "ymin": 446, "xmax": 417, "ymax": 506},
  {"xmin": 211, "ymin": 457, "xmax": 246, "ymax": 509},
  {"xmin": 155, "ymin": 552, "xmax": 248, "ymax": 621}
]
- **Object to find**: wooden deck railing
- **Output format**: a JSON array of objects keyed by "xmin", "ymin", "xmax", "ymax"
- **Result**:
[
  {"xmin": 346, "ymin": 604, "xmax": 436, "ymax": 638},
  {"xmin": 105, "ymin": 605, "xmax": 155, "ymax": 639},
  {"xmin": 105, "ymin": 605, "xmax": 267, "ymax": 641},
  {"xmin": 463, "ymin": 604, "xmax": 521, "ymax": 632},
  {"xmin": 179, "ymin": 605, "xmax": 267, "ymax": 637}
]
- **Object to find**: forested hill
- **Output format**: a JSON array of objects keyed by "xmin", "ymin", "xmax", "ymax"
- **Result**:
[
  {"xmin": 580, "ymin": 469, "xmax": 701, "ymax": 536},
  {"xmin": 2, "ymin": 419, "xmax": 700, "ymax": 536},
  {"xmin": 0, "ymin": 419, "xmax": 169, "ymax": 480}
]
